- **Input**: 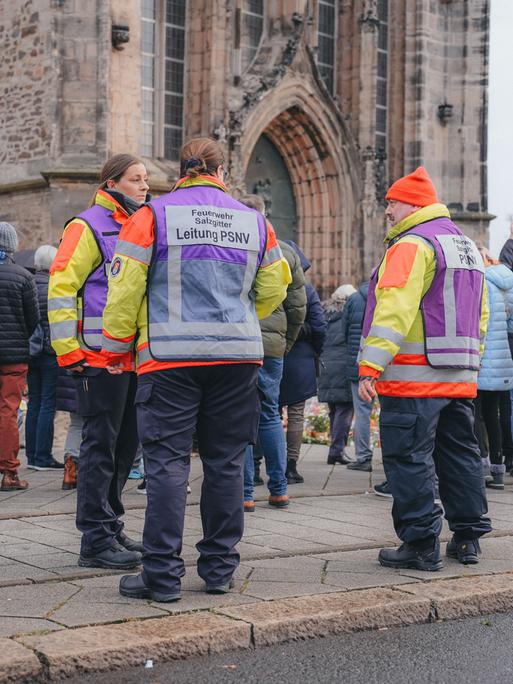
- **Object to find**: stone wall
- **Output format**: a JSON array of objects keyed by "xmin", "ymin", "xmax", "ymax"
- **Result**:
[
  {"xmin": 0, "ymin": 0, "xmax": 492, "ymax": 285},
  {"xmin": 0, "ymin": 0, "xmax": 56, "ymax": 184}
]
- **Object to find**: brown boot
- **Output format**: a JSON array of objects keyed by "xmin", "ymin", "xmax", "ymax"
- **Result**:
[
  {"xmin": 268, "ymin": 494, "xmax": 289, "ymax": 508},
  {"xmin": 62, "ymin": 455, "xmax": 77, "ymax": 490},
  {"xmin": 1, "ymin": 471, "xmax": 29, "ymax": 491}
]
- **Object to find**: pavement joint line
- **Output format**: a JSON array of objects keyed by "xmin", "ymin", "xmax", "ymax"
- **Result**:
[
  {"xmin": 43, "ymin": 585, "xmax": 83, "ymax": 621},
  {"xmin": 0, "ymin": 489, "xmax": 393, "ymax": 521},
  {"xmin": 2, "ymin": 533, "xmax": 513, "ymax": 591}
]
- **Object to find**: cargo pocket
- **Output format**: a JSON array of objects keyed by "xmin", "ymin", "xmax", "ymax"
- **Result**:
[
  {"xmin": 133, "ymin": 382, "xmax": 160, "ymax": 444},
  {"xmin": 379, "ymin": 412, "xmax": 417, "ymax": 459}
]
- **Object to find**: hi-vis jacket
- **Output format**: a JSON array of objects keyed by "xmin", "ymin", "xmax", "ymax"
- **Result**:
[
  {"xmin": 359, "ymin": 204, "xmax": 489, "ymax": 398},
  {"xmin": 101, "ymin": 175, "xmax": 292, "ymax": 375},
  {"xmin": 48, "ymin": 190, "xmax": 133, "ymax": 370}
]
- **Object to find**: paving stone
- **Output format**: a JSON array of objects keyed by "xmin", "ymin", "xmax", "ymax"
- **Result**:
[
  {"xmin": 0, "ymin": 616, "xmax": 63, "ymax": 638},
  {"xmin": 216, "ymin": 587, "xmax": 431, "ymax": 646},
  {"xmin": 399, "ymin": 573, "xmax": 513, "ymax": 619},
  {"xmin": 323, "ymin": 570, "xmax": 419, "ymax": 590},
  {"xmin": 18, "ymin": 612, "xmax": 251, "ymax": 679},
  {"xmin": 0, "ymin": 563, "xmax": 59, "ymax": 586},
  {"xmin": 243, "ymin": 581, "xmax": 340, "ymax": 600},
  {"xmin": 0, "ymin": 637, "xmax": 43, "ymax": 683},
  {"xmin": 0, "ymin": 582, "xmax": 78, "ymax": 618}
]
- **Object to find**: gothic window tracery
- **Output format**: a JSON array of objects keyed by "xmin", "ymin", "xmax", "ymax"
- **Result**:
[
  {"xmin": 141, "ymin": 0, "xmax": 187, "ymax": 161},
  {"xmin": 375, "ymin": 0, "xmax": 388, "ymax": 156},
  {"xmin": 317, "ymin": 0, "xmax": 337, "ymax": 95}
]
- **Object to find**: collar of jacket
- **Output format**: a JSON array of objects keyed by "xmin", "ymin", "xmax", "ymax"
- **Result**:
[
  {"xmin": 94, "ymin": 188, "xmax": 130, "ymax": 221},
  {"xmin": 384, "ymin": 203, "xmax": 451, "ymax": 244},
  {"xmin": 172, "ymin": 175, "xmax": 228, "ymax": 193}
]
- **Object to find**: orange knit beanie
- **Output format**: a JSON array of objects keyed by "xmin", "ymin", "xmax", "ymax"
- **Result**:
[{"xmin": 385, "ymin": 166, "xmax": 438, "ymax": 207}]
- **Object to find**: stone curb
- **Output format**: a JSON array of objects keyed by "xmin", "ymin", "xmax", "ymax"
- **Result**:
[{"xmin": 4, "ymin": 572, "xmax": 513, "ymax": 682}]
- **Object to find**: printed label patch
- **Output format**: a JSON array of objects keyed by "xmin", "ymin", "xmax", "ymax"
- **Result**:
[
  {"xmin": 437, "ymin": 234, "xmax": 484, "ymax": 272},
  {"xmin": 165, "ymin": 205, "xmax": 260, "ymax": 251},
  {"xmin": 109, "ymin": 256, "xmax": 123, "ymax": 278}
]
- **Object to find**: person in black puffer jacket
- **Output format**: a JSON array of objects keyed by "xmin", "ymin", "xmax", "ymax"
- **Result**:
[
  {"xmin": 0, "ymin": 223, "xmax": 40, "ymax": 492},
  {"xmin": 25, "ymin": 245, "xmax": 63, "ymax": 472},
  {"xmin": 318, "ymin": 285, "xmax": 356, "ymax": 465}
]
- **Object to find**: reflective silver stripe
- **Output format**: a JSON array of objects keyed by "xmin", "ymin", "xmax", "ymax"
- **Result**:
[
  {"xmin": 149, "ymin": 338, "xmax": 263, "ymax": 360},
  {"xmin": 443, "ymin": 268, "xmax": 457, "ymax": 340},
  {"xmin": 359, "ymin": 345, "xmax": 394, "ymax": 368},
  {"xmin": 103, "ymin": 336, "xmax": 133, "ymax": 353},
  {"xmin": 83, "ymin": 316, "xmax": 104, "ymax": 329},
  {"xmin": 368, "ymin": 325, "xmax": 404, "ymax": 346},
  {"xmin": 80, "ymin": 333, "xmax": 103, "ymax": 348},
  {"xmin": 50, "ymin": 320, "xmax": 77, "ymax": 340},
  {"xmin": 115, "ymin": 240, "xmax": 152, "ymax": 265},
  {"xmin": 426, "ymin": 336, "xmax": 480, "ymax": 352},
  {"xmin": 137, "ymin": 346, "xmax": 152, "ymax": 364},
  {"xmin": 398, "ymin": 342, "xmax": 425, "ymax": 354},
  {"xmin": 260, "ymin": 244, "xmax": 283, "ymax": 267},
  {"xmin": 381, "ymin": 364, "xmax": 477, "ymax": 383},
  {"xmin": 425, "ymin": 352, "xmax": 479, "ymax": 368},
  {"xmin": 48, "ymin": 296, "xmax": 77, "ymax": 311}
]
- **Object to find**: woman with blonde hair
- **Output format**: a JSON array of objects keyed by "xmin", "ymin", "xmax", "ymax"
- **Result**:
[{"xmin": 49, "ymin": 154, "xmax": 149, "ymax": 569}]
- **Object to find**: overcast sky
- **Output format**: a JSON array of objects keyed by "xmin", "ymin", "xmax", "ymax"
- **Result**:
[{"xmin": 488, "ymin": 0, "xmax": 513, "ymax": 255}]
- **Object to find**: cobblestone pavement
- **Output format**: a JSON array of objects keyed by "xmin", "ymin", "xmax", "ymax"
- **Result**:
[{"xmin": 1, "ymin": 444, "xmax": 513, "ymax": 639}]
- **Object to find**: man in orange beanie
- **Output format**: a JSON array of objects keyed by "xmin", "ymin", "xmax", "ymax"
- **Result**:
[{"xmin": 358, "ymin": 166, "xmax": 491, "ymax": 571}]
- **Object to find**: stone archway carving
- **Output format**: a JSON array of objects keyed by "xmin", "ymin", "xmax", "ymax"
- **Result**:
[{"xmin": 234, "ymin": 75, "xmax": 362, "ymax": 295}]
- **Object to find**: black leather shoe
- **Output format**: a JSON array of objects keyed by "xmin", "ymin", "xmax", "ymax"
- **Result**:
[
  {"xmin": 446, "ymin": 537, "xmax": 481, "ymax": 565},
  {"xmin": 347, "ymin": 461, "xmax": 372, "ymax": 472},
  {"xmin": 205, "ymin": 579, "xmax": 235, "ymax": 594},
  {"xmin": 327, "ymin": 452, "xmax": 354, "ymax": 465},
  {"xmin": 78, "ymin": 542, "xmax": 141, "ymax": 569},
  {"xmin": 378, "ymin": 539, "xmax": 443, "ymax": 572},
  {"xmin": 116, "ymin": 531, "xmax": 144, "ymax": 554},
  {"xmin": 119, "ymin": 573, "xmax": 181, "ymax": 603}
]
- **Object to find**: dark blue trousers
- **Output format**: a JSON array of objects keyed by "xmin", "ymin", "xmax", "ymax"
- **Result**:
[
  {"xmin": 75, "ymin": 370, "xmax": 138, "ymax": 554},
  {"xmin": 379, "ymin": 396, "xmax": 492, "ymax": 545},
  {"xmin": 137, "ymin": 364, "xmax": 259, "ymax": 594}
]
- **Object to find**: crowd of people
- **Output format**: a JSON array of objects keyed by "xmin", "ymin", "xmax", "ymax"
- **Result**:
[{"xmin": 0, "ymin": 138, "xmax": 511, "ymax": 599}]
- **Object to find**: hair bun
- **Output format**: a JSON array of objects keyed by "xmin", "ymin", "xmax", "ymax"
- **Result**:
[{"xmin": 185, "ymin": 157, "xmax": 206, "ymax": 170}]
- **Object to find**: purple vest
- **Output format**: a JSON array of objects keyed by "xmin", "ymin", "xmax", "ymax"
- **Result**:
[
  {"xmin": 145, "ymin": 185, "xmax": 268, "ymax": 362},
  {"xmin": 364, "ymin": 216, "xmax": 484, "ymax": 370},
  {"xmin": 73, "ymin": 204, "xmax": 121, "ymax": 351}
]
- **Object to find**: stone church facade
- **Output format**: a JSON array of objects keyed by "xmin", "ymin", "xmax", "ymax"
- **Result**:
[{"xmin": 0, "ymin": 0, "xmax": 492, "ymax": 294}]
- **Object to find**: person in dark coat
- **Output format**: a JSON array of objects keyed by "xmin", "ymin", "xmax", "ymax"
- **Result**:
[
  {"xmin": 25, "ymin": 246, "xmax": 63, "ymax": 471},
  {"xmin": 0, "ymin": 222, "xmax": 40, "ymax": 492},
  {"xmin": 318, "ymin": 285, "xmax": 356, "ymax": 465},
  {"xmin": 342, "ymin": 280, "xmax": 378, "ymax": 474},
  {"xmin": 279, "ymin": 242, "xmax": 327, "ymax": 483},
  {"xmin": 499, "ymin": 223, "xmax": 513, "ymax": 271}
]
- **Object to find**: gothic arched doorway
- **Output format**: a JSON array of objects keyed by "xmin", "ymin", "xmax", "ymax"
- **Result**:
[{"xmin": 244, "ymin": 134, "xmax": 298, "ymax": 242}]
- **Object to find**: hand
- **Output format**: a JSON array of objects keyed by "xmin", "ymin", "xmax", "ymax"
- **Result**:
[
  {"xmin": 106, "ymin": 363, "xmax": 124, "ymax": 375},
  {"xmin": 71, "ymin": 362, "xmax": 89, "ymax": 374},
  {"xmin": 358, "ymin": 378, "xmax": 377, "ymax": 403}
]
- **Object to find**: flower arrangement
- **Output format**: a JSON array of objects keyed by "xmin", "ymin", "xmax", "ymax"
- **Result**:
[{"xmin": 300, "ymin": 396, "xmax": 381, "ymax": 447}]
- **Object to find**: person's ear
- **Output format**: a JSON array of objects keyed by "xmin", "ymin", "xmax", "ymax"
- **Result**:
[{"xmin": 106, "ymin": 179, "xmax": 115, "ymax": 189}]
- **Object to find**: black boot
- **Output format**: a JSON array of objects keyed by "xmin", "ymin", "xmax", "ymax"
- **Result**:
[
  {"xmin": 286, "ymin": 458, "xmax": 304, "ymax": 484},
  {"xmin": 446, "ymin": 536, "xmax": 481, "ymax": 565},
  {"xmin": 378, "ymin": 538, "xmax": 442, "ymax": 572},
  {"xmin": 253, "ymin": 461, "xmax": 264, "ymax": 486}
]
